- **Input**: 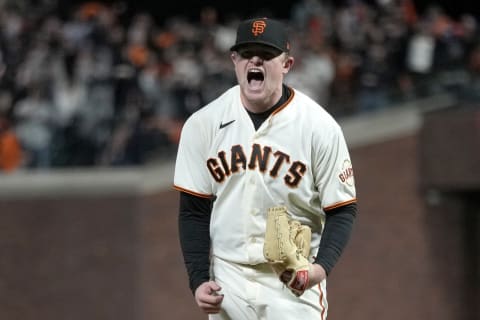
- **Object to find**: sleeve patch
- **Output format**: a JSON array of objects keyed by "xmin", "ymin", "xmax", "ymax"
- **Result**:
[{"xmin": 338, "ymin": 159, "xmax": 354, "ymax": 186}]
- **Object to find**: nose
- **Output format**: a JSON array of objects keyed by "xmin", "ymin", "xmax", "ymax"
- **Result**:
[{"xmin": 249, "ymin": 55, "xmax": 263, "ymax": 64}]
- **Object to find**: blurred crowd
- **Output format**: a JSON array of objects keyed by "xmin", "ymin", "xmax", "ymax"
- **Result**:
[{"xmin": 1, "ymin": 0, "xmax": 480, "ymax": 172}]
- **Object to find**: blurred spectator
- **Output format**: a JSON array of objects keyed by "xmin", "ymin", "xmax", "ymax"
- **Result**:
[
  {"xmin": 461, "ymin": 44, "xmax": 480, "ymax": 101},
  {"xmin": 0, "ymin": 0, "xmax": 477, "ymax": 171},
  {"xmin": 13, "ymin": 83, "xmax": 55, "ymax": 168},
  {"xmin": 329, "ymin": 50, "xmax": 359, "ymax": 117},
  {"xmin": 291, "ymin": 0, "xmax": 332, "ymax": 34},
  {"xmin": 0, "ymin": 112, "xmax": 23, "ymax": 172},
  {"xmin": 286, "ymin": 7, "xmax": 336, "ymax": 107},
  {"xmin": 357, "ymin": 42, "xmax": 390, "ymax": 112},
  {"xmin": 405, "ymin": 20, "xmax": 436, "ymax": 96},
  {"xmin": 286, "ymin": 42, "xmax": 335, "ymax": 107}
]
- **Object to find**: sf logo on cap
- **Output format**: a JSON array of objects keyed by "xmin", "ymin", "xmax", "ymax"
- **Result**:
[{"xmin": 252, "ymin": 20, "xmax": 266, "ymax": 36}]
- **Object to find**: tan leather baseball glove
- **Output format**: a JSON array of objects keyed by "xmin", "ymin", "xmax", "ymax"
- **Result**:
[{"xmin": 263, "ymin": 206, "xmax": 312, "ymax": 296}]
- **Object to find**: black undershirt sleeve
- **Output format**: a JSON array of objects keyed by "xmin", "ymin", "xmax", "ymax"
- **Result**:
[
  {"xmin": 179, "ymin": 191, "xmax": 357, "ymax": 292},
  {"xmin": 314, "ymin": 203, "xmax": 357, "ymax": 275},
  {"xmin": 178, "ymin": 192, "xmax": 213, "ymax": 295}
]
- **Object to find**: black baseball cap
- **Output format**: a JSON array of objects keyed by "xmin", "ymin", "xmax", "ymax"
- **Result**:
[{"xmin": 230, "ymin": 17, "xmax": 290, "ymax": 53}]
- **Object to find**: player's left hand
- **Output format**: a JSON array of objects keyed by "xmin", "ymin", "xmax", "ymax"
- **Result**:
[
  {"xmin": 306, "ymin": 263, "xmax": 327, "ymax": 288},
  {"xmin": 279, "ymin": 263, "xmax": 326, "ymax": 295}
]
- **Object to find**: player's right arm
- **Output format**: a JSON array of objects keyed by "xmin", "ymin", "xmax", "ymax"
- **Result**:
[
  {"xmin": 174, "ymin": 104, "xmax": 224, "ymax": 312},
  {"xmin": 178, "ymin": 191, "xmax": 213, "ymax": 293},
  {"xmin": 178, "ymin": 191, "xmax": 223, "ymax": 313}
]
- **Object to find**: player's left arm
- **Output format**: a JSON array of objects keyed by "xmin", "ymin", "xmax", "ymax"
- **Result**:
[
  {"xmin": 310, "ymin": 116, "xmax": 358, "ymax": 287},
  {"xmin": 310, "ymin": 202, "xmax": 357, "ymax": 286}
]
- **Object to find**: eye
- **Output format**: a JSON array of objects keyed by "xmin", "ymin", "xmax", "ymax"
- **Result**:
[
  {"xmin": 262, "ymin": 52, "xmax": 277, "ymax": 60},
  {"xmin": 239, "ymin": 50, "xmax": 255, "ymax": 59},
  {"xmin": 238, "ymin": 49, "xmax": 281, "ymax": 61}
]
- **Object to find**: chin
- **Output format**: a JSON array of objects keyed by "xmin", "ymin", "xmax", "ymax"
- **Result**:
[{"xmin": 245, "ymin": 91, "xmax": 267, "ymax": 104}]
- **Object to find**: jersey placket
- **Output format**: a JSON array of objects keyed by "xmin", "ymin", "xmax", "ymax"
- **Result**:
[
  {"xmin": 243, "ymin": 123, "xmax": 272, "ymax": 263},
  {"xmin": 243, "ymin": 160, "xmax": 264, "ymax": 263}
]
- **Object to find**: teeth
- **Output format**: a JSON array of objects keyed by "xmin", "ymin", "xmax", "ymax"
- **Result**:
[{"xmin": 247, "ymin": 68, "xmax": 264, "ymax": 83}]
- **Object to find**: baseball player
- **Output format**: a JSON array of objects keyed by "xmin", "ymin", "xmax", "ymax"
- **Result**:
[{"xmin": 174, "ymin": 17, "xmax": 357, "ymax": 319}]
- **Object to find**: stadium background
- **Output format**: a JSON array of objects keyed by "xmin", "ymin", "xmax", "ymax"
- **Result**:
[
  {"xmin": 61, "ymin": 0, "xmax": 478, "ymax": 20},
  {"xmin": 0, "ymin": 0, "xmax": 479, "ymax": 319}
]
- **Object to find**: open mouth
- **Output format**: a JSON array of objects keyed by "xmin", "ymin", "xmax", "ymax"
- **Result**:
[{"xmin": 247, "ymin": 68, "xmax": 264, "ymax": 87}]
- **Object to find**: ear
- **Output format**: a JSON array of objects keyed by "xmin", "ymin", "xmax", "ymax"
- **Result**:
[
  {"xmin": 283, "ymin": 56, "xmax": 294, "ymax": 73},
  {"xmin": 230, "ymin": 52, "xmax": 237, "ymax": 63}
]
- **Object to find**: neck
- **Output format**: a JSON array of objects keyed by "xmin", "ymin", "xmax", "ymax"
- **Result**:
[{"xmin": 241, "ymin": 86, "xmax": 284, "ymax": 114}]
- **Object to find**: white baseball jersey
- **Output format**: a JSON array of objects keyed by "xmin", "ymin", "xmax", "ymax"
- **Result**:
[{"xmin": 173, "ymin": 85, "xmax": 356, "ymax": 265}]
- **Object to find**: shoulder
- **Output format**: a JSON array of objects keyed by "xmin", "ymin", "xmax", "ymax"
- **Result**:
[
  {"xmin": 181, "ymin": 86, "xmax": 239, "ymax": 134},
  {"xmin": 290, "ymin": 88, "xmax": 341, "ymax": 130},
  {"xmin": 185, "ymin": 86, "xmax": 240, "ymax": 127}
]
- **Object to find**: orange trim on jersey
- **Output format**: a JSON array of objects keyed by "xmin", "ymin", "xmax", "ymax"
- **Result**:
[
  {"xmin": 172, "ymin": 185, "xmax": 213, "ymax": 199},
  {"xmin": 318, "ymin": 283, "xmax": 327, "ymax": 320},
  {"xmin": 271, "ymin": 86, "xmax": 295, "ymax": 116},
  {"xmin": 323, "ymin": 198, "xmax": 357, "ymax": 211}
]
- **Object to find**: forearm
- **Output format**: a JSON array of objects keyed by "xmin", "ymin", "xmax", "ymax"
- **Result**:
[
  {"xmin": 178, "ymin": 192, "xmax": 213, "ymax": 294},
  {"xmin": 314, "ymin": 203, "xmax": 357, "ymax": 275}
]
